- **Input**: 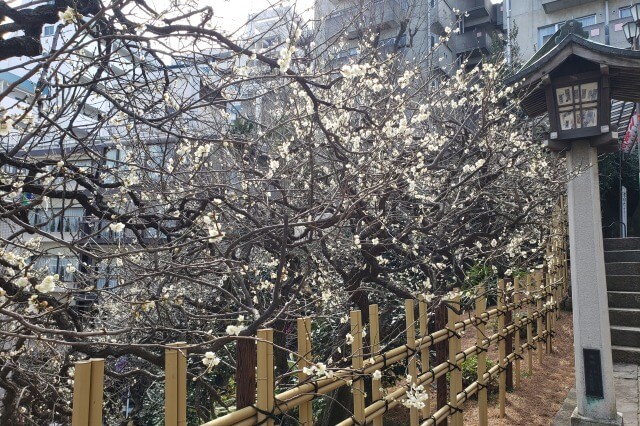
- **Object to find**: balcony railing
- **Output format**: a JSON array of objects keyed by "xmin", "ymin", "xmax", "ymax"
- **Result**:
[
  {"xmin": 324, "ymin": 0, "xmax": 407, "ymax": 39},
  {"xmin": 541, "ymin": 0, "xmax": 598, "ymax": 14},
  {"xmin": 456, "ymin": 0, "xmax": 494, "ymax": 27},
  {"xmin": 450, "ymin": 29, "xmax": 492, "ymax": 55},
  {"xmin": 431, "ymin": 0, "xmax": 454, "ymax": 36}
]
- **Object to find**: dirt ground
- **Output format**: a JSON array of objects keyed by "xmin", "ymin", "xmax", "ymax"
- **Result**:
[{"xmin": 384, "ymin": 310, "xmax": 575, "ymax": 426}]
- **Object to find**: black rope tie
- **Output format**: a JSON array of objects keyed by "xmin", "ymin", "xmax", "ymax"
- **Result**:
[
  {"xmin": 349, "ymin": 415, "xmax": 364, "ymax": 426},
  {"xmin": 447, "ymin": 361, "xmax": 462, "ymax": 372},
  {"xmin": 446, "ymin": 328, "xmax": 461, "ymax": 339},
  {"xmin": 405, "ymin": 344, "xmax": 418, "ymax": 357},
  {"xmin": 446, "ymin": 402, "xmax": 464, "ymax": 414},
  {"xmin": 253, "ymin": 405, "xmax": 279, "ymax": 425},
  {"xmin": 427, "ymin": 367, "xmax": 437, "ymax": 380},
  {"xmin": 428, "ymin": 334, "xmax": 435, "ymax": 347}
]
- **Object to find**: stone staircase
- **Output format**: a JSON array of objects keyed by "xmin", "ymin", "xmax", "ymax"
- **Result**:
[{"xmin": 605, "ymin": 237, "xmax": 640, "ymax": 363}]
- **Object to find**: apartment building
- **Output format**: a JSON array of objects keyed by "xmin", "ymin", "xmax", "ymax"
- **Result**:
[
  {"xmin": 315, "ymin": 0, "xmax": 506, "ymax": 72},
  {"xmin": 508, "ymin": 0, "xmax": 635, "ymax": 61}
]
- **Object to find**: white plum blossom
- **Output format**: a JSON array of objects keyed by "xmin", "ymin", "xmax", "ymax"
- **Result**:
[
  {"xmin": 35, "ymin": 275, "xmax": 57, "ymax": 293},
  {"xmin": 403, "ymin": 379, "xmax": 429, "ymax": 410},
  {"xmin": 345, "ymin": 333, "xmax": 354, "ymax": 345},
  {"xmin": 0, "ymin": 118, "xmax": 13, "ymax": 136},
  {"xmin": 226, "ymin": 325, "xmax": 246, "ymax": 336},
  {"xmin": 340, "ymin": 64, "xmax": 369, "ymax": 79},
  {"xmin": 302, "ymin": 362, "xmax": 333, "ymax": 378},
  {"xmin": 15, "ymin": 277, "xmax": 30, "ymax": 288},
  {"xmin": 58, "ymin": 7, "xmax": 79, "ymax": 24},
  {"xmin": 109, "ymin": 222, "xmax": 125, "ymax": 233},
  {"xmin": 202, "ymin": 352, "xmax": 221, "ymax": 367}
]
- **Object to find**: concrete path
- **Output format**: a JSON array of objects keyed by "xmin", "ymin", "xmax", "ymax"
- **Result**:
[{"xmin": 552, "ymin": 364, "xmax": 640, "ymax": 425}]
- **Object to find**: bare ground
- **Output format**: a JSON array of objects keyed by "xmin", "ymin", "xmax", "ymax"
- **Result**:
[{"xmin": 384, "ymin": 310, "xmax": 575, "ymax": 426}]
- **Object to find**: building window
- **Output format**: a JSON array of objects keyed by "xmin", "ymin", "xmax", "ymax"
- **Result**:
[
  {"xmin": 34, "ymin": 256, "xmax": 78, "ymax": 282},
  {"xmin": 620, "ymin": 6, "xmax": 632, "ymax": 19},
  {"xmin": 97, "ymin": 260, "xmax": 120, "ymax": 289},
  {"xmin": 28, "ymin": 207, "xmax": 84, "ymax": 233},
  {"xmin": 538, "ymin": 15, "xmax": 596, "ymax": 48},
  {"xmin": 43, "ymin": 25, "xmax": 55, "ymax": 37}
]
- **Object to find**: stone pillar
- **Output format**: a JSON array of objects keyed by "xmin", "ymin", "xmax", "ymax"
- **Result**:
[{"xmin": 567, "ymin": 140, "xmax": 622, "ymax": 425}]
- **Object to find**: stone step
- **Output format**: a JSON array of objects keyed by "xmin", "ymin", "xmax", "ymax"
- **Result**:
[
  {"xmin": 612, "ymin": 345, "xmax": 640, "ymax": 364},
  {"xmin": 607, "ymin": 275, "xmax": 640, "ymax": 292},
  {"xmin": 604, "ymin": 238, "xmax": 640, "ymax": 251},
  {"xmin": 609, "ymin": 291, "xmax": 640, "ymax": 309},
  {"xmin": 605, "ymin": 262, "xmax": 640, "ymax": 276},
  {"xmin": 605, "ymin": 250, "xmax": 640, "ymax": 263},
  {"xmin": 609, "ymin": 308, "xmax": 640, "ymax": 327},
  {"xmin": 611, "ymin": 325, "xmax": 640, "ymax": 347}
]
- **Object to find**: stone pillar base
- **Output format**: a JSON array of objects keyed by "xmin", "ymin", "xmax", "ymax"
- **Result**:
[{"xmin": 571, "ymin": 408, "xmax": 623, "ymax": 426}]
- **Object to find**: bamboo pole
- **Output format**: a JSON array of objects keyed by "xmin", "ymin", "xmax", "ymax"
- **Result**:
[
  {"xmin": 174, "ymin": 343, "xmax": 188, "ymax": 426},
  {"xmin": 406, "ymin": 299, "xmax": 419, "ymax": 426},
  {"xmin": 370, "ymin": 304, "xmax": 383, "ymax": 426},
  {"xmin": 545, "ymin": 266, "xmax": 556, "ymax": 354},
  {"xmin": 257, "ymin": 329, "xmax": 275, "ymax": 426},
  {"xmin": 498, "ymin": 279, "xmax": 506, "ymax": 418},
  {"xmin": 536, "ymin": 273, "xmax": 544, "ymax": 364},
  {"xmin": 88, "ymin": 359, "xmax": 104, "ymax": 426},
  {"xmin": 476, "ymin": 284, "xmax": 488, "ymax": 426},
  {"xmin": 448, "ymin": 289, "xmax": 462, "ymax": 426},
  {"xmin": 514, "ymin": 276, "xmax": 521, "ymax": 390},
  {"xmin": 526, "ymin": 274, "xmax": 533, "ymax": 375},
  {"xmin": 545, "ymin": 267, "xmax": 553, "ymax": 355},
  {"xmin": 419, "ymin": 295, "xmax": 431, "ymax": 420},
  {"xmin": 351, "ymin": 310, "xmax": 366, "ymax": 425},
  {"xmin": 72, "ymin": 360, "xmax": 91, "ymax": 426},
  {"xmin": 165, "ymin": 346, "xmax": 178, "ymax": 426},
  {"xmin": 297, "ymin": 317, "xmax": 313, "ymax": 426}
]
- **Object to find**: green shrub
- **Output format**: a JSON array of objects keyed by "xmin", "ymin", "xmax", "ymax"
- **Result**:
[{"xmin": 449, "ymin": 355, "xmax": 498, "ymax": 396}]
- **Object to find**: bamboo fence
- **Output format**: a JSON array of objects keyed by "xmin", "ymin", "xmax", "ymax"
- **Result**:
[{"xmin": 70, "ymin": 201, "xmax": 569, "ymax": 426}]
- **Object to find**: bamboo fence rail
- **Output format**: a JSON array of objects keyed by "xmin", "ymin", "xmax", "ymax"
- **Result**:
[{"xmin": 69, "ymin": 201, "xmax": 569, "ymax": 426}]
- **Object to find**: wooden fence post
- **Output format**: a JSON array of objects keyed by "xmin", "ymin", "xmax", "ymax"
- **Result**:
[
  {"xmin": 436, "ymin": 303, "xmax": 448, "ymax": 424},
  {"xmin": 165, "ymin": 342, "xmax": 187, "ymax": 426},
  {"xmin": 476, "ymin": 284, "xmax": 488, "ymax": 426},
  {"xmin": 72, "ymin": 358, "xmax": 104, "ymax": 426},
  {"xmin": 406, "ymin": 299, "xmax": 419, "ymax": 426},
  {"xmin": 297, "ymin": 317, "xmax": 313, "ymax": 426},
  {"xmin": 419, "ymin": 295, "xmax": 431, "ymax": 420},
  {"xmin": 498, "ymin": 279, "xmax": 506, "ymax": 418},
  {"xmin": 257, "ymin": 329, "xmax": 275, "ymax": 426},
  {"xmin": 448, "ymin": 289, "xmax": 462, "ymax": 426},
  {"xmin": 351, "ymin": 310, "xmax": 366, "ymax": 425},
  {"xmin": 545, "ymin": 265, "xmax": 553, "ymax": 355},
  {"xmin": 505, "ymin": 278, "xmax": 513, "ymax": 391},
  {"xmin": 370, "ymin": 304, "xmax": 383, "ymax": 426},
  {"xmin": 526, "ymin": 274, "xmax": 534, "ymax": 375},
  {"xmin": 514, "ymin": 276, "xmax": 521, "ymax": 390}
]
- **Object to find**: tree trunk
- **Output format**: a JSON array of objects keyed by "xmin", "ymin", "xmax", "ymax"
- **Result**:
[
  {"xmin": 235, "ymin": 339, "xmax": 256, "ymax": 409},
  {"xmin": 318, "ymin": 387, "xmax": 353, "ymax": 426}
]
